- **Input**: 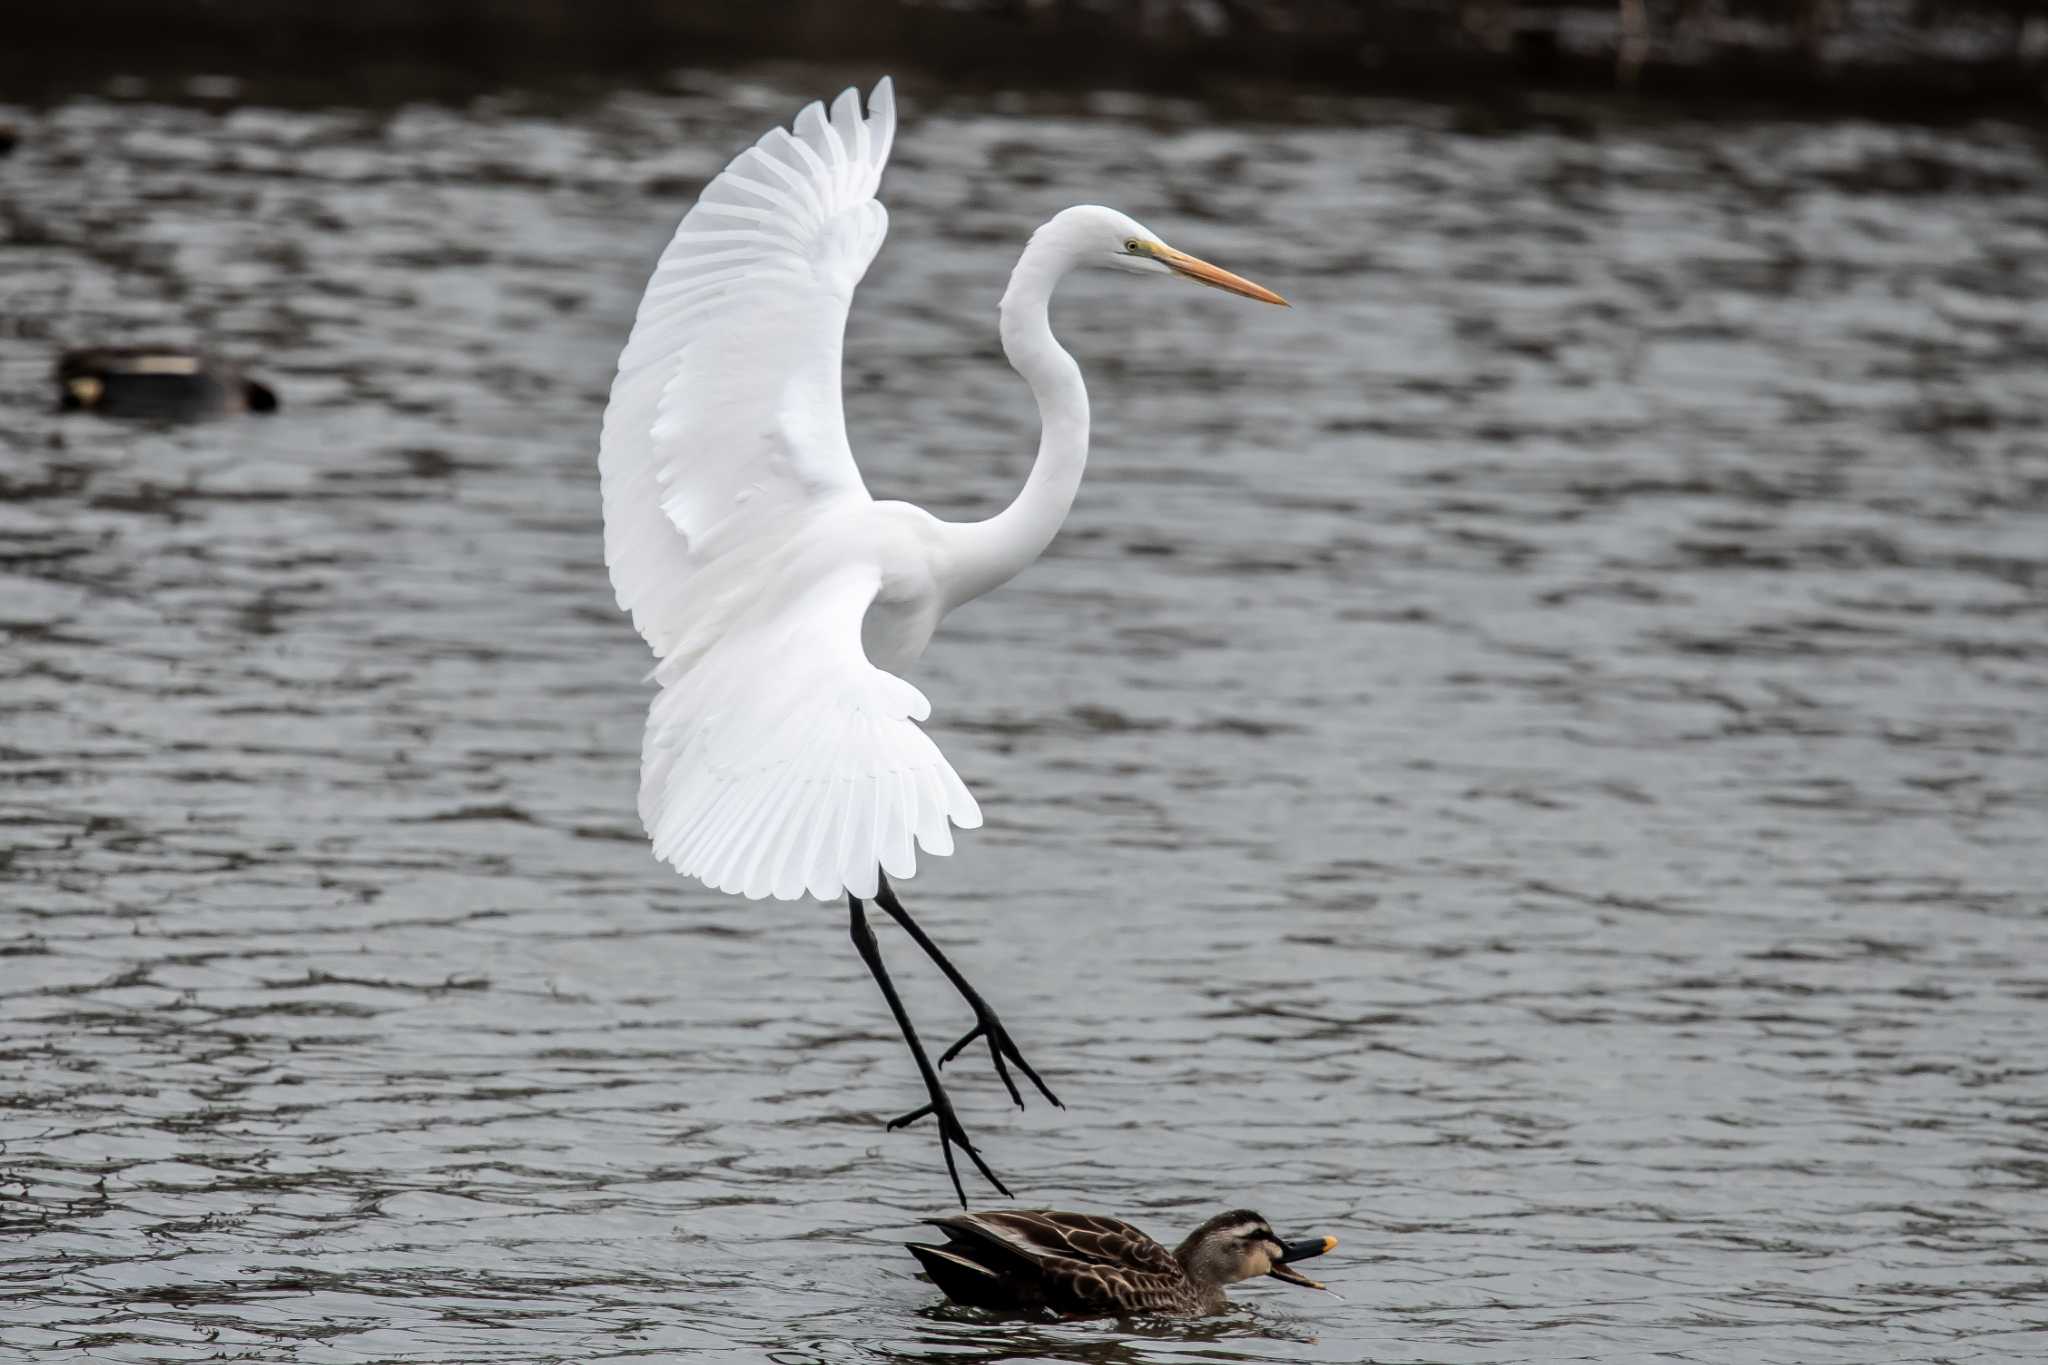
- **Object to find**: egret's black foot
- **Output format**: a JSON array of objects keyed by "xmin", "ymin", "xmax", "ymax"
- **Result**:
[
  {"xmin": 888, "ymin": 1076, "xmax": 1011, "ymax": 1207},
  {"xmin": 937, "ymin": 1006, "xmax": 1063, "ymax": 1113},
  {"xmin": 849, "ymin": 891, "xmax": 1014, "ymax": 1207},
  {"xmin": 873, "ymin": 874, "xmax": 1062, "ymax": 1114}
]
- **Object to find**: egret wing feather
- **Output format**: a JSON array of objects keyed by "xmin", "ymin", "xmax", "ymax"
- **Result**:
[
  {"xmin": 598, "ymin": 78, "xmax": 980, "ymax": 901},
  {"xmin": 637, "ymin": 562, "xmax": 982, "ymax": 902},
  {"xmin": 599, "ymin": 78, "xmax": 896, "ymax": 657}
]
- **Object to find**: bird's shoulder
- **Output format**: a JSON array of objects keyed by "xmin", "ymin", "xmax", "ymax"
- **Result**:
[
  {"xmin": 855, "ymin": 498, "xmax": 949, "ymax": 594},
  {"xmin": 940, "ymin": 1209, "xmax": 1181, "ymax": 1277}
]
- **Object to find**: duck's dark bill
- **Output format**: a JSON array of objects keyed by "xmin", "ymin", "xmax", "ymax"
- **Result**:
[
  {"xmin": 1279, "ymin": 1234, "xmax": 1337, "ymax": 1264},
  {"xmin": 1267, "ymin": 1260, "xmax": 1325, "ymax": 1289}
]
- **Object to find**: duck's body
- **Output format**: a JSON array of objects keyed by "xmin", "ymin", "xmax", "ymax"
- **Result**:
[
  {"xmin": 57, "ymin": 348, "xmax": 277, "ymax": 421},
  {"xmin": 906, "ymin": 1208, "xmax": 1335, "ymax": 1319}
]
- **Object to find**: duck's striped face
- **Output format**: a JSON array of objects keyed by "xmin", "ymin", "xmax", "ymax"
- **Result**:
[
  {"xmin": 1183, "ymin": 1213, "xmax": 1284, "ymax": 1286},
  {"xmin": 1181, "ymin": 1211, "xmax": 1338, "ymax": 1290},
  {"xmin": 1228, "ymin": 1219, "xmax": 1285, "ymax": 1279}
]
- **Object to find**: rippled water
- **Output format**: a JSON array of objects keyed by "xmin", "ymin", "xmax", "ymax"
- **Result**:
[{"xmin": 4, "ymin": 72, "xmax": 2047, "ymax": 1362}]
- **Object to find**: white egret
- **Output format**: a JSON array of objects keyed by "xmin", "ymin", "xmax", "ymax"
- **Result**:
[{"xmin": 597, "ymin": 77, "xmax": 1286, "ymax": 1203}]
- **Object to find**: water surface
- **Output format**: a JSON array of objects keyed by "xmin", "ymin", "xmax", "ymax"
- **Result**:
[{"xmin": 2, "ymin": 73, "xmax": 2046, "ymax": 1363}]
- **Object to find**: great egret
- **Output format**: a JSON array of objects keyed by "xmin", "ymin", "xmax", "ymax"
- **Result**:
[{"xmin": 597, "ymin": 77, "xmax": 1286, "ymax": 1203}]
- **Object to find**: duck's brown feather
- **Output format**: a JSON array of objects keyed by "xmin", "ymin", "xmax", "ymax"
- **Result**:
[
  {"xmin": 921, "ymin": 1210, "xmax": 1202, "ymax": 1316},
  {"xmin": 905, "ymin": 1242, "xmax": 1017, "ymax": 1311},
  {"xmin": 938, "ymin": 1209, "xmax": 1181, "ymax": 1276}
]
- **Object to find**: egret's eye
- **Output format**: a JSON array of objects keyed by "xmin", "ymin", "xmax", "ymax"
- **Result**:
[{"xmin": 1123, "ymin": 238, "xmax": 1141, "ymax": 253}]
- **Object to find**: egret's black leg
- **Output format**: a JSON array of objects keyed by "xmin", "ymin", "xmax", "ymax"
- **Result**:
[
  {"xmin": 848, "ymin": 895, "xmax": 1010, "ymax": 1206},
  {"xmin": 874, "ymin": 873, "xmax": 1062, "ymax": 1112}
]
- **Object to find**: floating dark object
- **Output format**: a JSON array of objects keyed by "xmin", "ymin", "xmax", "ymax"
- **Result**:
[
  {"xmin": 907, "ymin": 1208, "xmax": 1337, "ymax": 1318},
  {"xmin": 0, "ymin": 124, "xmax": 16, "ymax": 157},
  {"xmin": 57, "ymin": 348, "xmax": 278, "ymax": 420}
]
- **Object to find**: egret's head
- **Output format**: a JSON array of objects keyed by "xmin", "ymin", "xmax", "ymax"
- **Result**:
[{"xmin": 1039, "ymin": 205, "xmax": 1288, "ymax": 306}]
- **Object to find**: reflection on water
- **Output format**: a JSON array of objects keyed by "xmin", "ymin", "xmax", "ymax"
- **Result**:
[{"xmin": 2, "ymin": 72, "xmax": 2046, "ymax": 1363}]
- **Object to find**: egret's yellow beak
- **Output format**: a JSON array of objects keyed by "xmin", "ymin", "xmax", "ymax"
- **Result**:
[{"xmin": 1135, "ymin": 241, "xmax": 1289, "ymax": 306}]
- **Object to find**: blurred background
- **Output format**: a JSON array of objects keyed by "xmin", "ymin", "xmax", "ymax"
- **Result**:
[
  {"xmin": 8, "ymin": 0, "xmax": 2048, "ymax": 108},
  {"xmin": 3, "ymin": 3, "xmax": 2046, "ymax": 1363}
]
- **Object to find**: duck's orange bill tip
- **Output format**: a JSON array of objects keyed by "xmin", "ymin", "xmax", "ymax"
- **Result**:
[
  {"xmin": 1150, "ymin": 243, "xmax": 1290, "ymax": 306},
  {"xmin": 1322, "ymin": 1235, "xmax": 1339, "ymax": 1253}
]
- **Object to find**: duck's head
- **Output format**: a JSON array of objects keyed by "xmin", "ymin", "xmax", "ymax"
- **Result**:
[{"xmin": 1175, "ymin": 1209, "xmax": 1337, "ymax": 1291}]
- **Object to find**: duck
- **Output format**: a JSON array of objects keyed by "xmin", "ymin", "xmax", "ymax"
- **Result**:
[
  {"xmin": 906, "ymin": 1208, "xmax": 1337, "ymax": 1318},
  {"xmin": 57, "ymin": 348, "xmax": 278, "ymax": 420}
]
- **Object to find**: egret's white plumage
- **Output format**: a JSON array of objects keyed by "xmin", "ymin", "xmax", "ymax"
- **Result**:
[
  {"xmin": 599, "ymin": 77, "xmax": 1285, "ymax": 907},
  {"xmin": 599, "ymin": 78, "xmax": 967, "ymax": 903}
]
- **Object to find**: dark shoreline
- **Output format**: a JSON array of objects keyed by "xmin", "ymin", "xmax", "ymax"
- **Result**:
[{"xmin": 3, "ymin": 0, "xmax": 2045, "ymax": 122}]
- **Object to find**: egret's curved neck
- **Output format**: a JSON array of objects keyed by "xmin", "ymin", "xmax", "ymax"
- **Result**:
[{"xmin": 939, "ymin": 233, "xmax": 1090, "ymax": 610}]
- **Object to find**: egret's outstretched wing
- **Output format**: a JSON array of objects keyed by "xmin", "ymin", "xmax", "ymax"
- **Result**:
[
  {"xmin": 638, "ymin": 563, "xmax": 982, "ymax": 902},
  {"xmin": 600, "ymin": 78, "xmax": 896, "ymax": 657},
  {"xmin": 602, "ymin": 78, "xmax": 978, "ymax": 900}
]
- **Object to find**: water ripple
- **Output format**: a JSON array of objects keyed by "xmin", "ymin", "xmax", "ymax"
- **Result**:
[{"xmin": 2, "ymin": 74, "xmax": 2046, "ymax": 1363}]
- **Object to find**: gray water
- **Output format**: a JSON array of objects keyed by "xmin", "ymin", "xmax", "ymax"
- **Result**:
[{"xmin": 3, "ymin": 71, "xmax": 2047, "ymax": 1363}]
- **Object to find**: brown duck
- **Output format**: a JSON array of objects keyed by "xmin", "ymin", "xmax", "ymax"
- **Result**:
[{"xmin": 907, "ymin": 1208, "xmax": 1337, "ymax": 1318}]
